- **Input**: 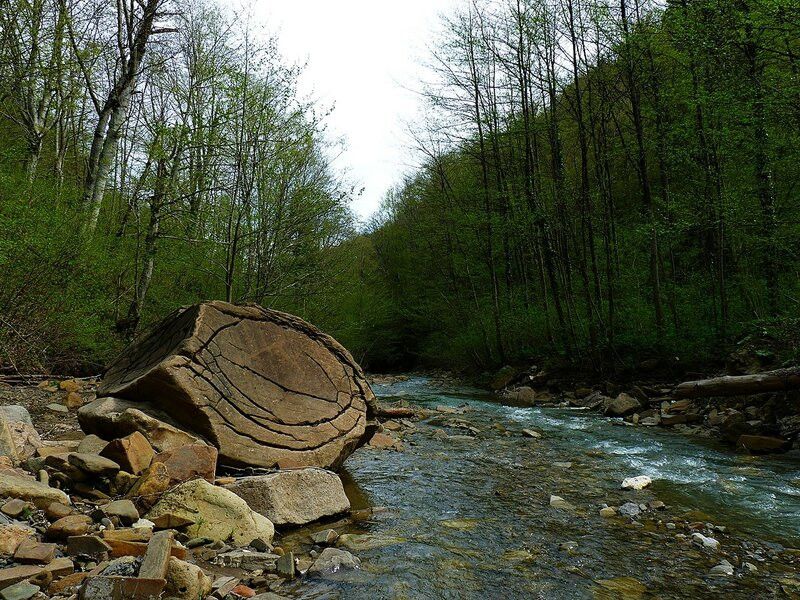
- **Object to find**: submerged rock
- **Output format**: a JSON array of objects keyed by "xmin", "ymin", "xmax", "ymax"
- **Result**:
[
  {"xmin": 91, "ymin": 301, "xmax": 378, "ymax": 469},
  {"xmin": 307, "ymin": 548, "xmax": 361, "ymax": 576}
]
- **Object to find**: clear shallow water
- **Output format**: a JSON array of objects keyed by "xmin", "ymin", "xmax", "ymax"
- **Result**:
[{"xmin": 287, "ymin": 377, "xmax": 800, "ymax": 599}]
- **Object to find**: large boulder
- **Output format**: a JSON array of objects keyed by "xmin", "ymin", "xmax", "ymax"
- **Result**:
[
  {"xmin": 604, "ymin": 393, "xmax": 642, "ymax": 418},
  {"xmin": 90, "ymin": 302, "xmax": 377, "ymax": 469},
  {"xmin": 146, "ymin": 478, "xmax": 274, "ymax": 546},
  {"xmin": 225, "ymin": 468, "xmax": 350, "ymax": 527}
]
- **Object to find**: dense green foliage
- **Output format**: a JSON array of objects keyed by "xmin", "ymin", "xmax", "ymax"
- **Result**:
[
  {"xmin": 349, "ymin": 0, "xmax": 800, "ymax": 371},
  {"xmin": 1, "ymin": 0, "xmax": 798, "ymax": 376},
  {"xmin": 0, "ymin": 0, "xmax": 360, "ymax": 372}
]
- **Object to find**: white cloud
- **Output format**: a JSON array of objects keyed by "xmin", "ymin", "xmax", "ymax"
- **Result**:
[{"xmin": 253, "ymin": 0, "xmax": 459, "ymax": 220}]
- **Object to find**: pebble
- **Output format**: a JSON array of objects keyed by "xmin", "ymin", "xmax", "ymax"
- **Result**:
[
  {"xmin": 618, "ymin": 502, "xmax": 641, "ymax": 517},
  {"xmin": 621, "ymin": 475, "xmax": 652, "ymax": 490},
  {"xmin": 692, "ymin": 533, "xmax": 720, "ymax": 551},
  {"xmin": 549, "ymin": 495, "xmax": 575, "ymax": 510},
  {"xmin": 559, "ymin": 541, "xmax": 578, "ymax": 553},
  {"xmin": 46, "ymin": 403, "xmax": 68, "ymax": 413},
  {"xmin": 708, "ymin": 559, "xmax": 734, "ymax": 576},
  {"xmin": 599, "ymin": 507, "xmax": 616, "ymax": 518}
]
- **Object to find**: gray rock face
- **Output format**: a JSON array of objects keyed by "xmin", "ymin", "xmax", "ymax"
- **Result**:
[
  {"xmin": 225, "ymin": 468, "xmax": 350, "ymax": 527},
  {"xmin": 307, "ymin": 548, "xmax": 361, "ymax": 576}
]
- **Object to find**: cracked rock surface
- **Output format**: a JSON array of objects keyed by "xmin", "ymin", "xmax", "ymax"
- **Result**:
[{"xmin": 88, "ymin": 301, "xmax": 378, "ymax": 469}]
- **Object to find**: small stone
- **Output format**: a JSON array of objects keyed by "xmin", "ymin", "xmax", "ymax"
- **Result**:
[
  {"xmin": 549, "ymin": 495, "xmax": 574, "ymax": 510},
  {"xmin": 13, "ymin": 539, "xmax": 57, "ymax": 564},
  {"xmin": 0, "ymin": 524, "xmax": 34, "ymax": 556},
  {"xmin": 100, "ymin": 432, "xmax": 154, "ymax": 475},
  {"xmin": 67, "ymin": 452, "xmax": 120, "ymax": 477},
  {"xmin": 44, "ymin": 502, "xmax": 73, "ymax": 521},
  {"xmin": 59, "ymin": 379, "xmax": 82, "ymax": 393},
  {"xmin": 709, "ymin": 559, "xmax": 734, "ymax": 576},
  {"xmin": 47, "ymin": 572, "xmax": 86, "ymax": 595},
  {"xmin": 42, "ymin": 557, "xmax": 73, "ymax": 578},
  {"xmin": 64, "ymin": 392, "xmax": 84, "ymax": 409},
  {"xmin": 46, "ymin": 404, "xmax": 68, "ymax": 414},
  {"xmin": 599, "ymin": 507, "xmax": 616, "ymax": 518},
  {"xmin": 692, "ymin": 532, "xmax": 720, "ymax": 551},
  {"xmin": 0, "ymin": 566, "xmax": 44, "ymax": 590},
  {"xmin": 618, "ymin": 502, "xmax": 641, "ymax": 517},
  {"xmin": 150, "ymin": 513, "xmax": 195, "ymax": 530},
  {"xmin": 621, "ymin": 475, "xmax": 652, "ymax": 490},
  {"xmin": 76, "ymin": 435, "xmax": 108, "ymax": 455},
  {"xmin": 211, "ymin": 575, "xmax": 239, "ymax": 597},
  {"xmin": 126, "ymin": 462, "xmax": 171, "ymax": 511},
  {"xmin": 249, "ymin": 537, "xmax": 271, "ymax": 552},
  {"xmin": 311, "ymin": 529, "xmax": 339, "ymax": 545},
  {"xmin": 307, "ymin": 547, "xmax": 361, "ymax": 576},
  {"xmin": 276, "ymin": 552, "xmax": 295, "ymax": 579},
  {"xmin": 153, "ymin": 444, "xmax": 217, "ymax": 484},
  {"xmin": 66, "ymin": 535, "xmax": 111, "ymax": 558},
  {"xmin": 165, "ymin": 556, "xmax": 212, "ymax": 599},
  {"xmin": 559, "ymin": 541, "xmax": 578, "ymax": 553},
  {"xmin": 522, "ymin": 429, "xmax": 541, "ymax": 439},
  {"xmin": 1, "ymin": 499, "xmax": 30, "ymax": 518},
  {"xmin": 232, "ymin": 584, "xmax": 256, "ymax": 598},
  {"xmin": 46, "ymin": 515, "xmax": 92, "ymax": 540},
  {"xmin": 743, "ymin": 562, "xmax": 758, "ymax": 573},
  {"xmin": 0, "ymin": 581, "xmax": 40, "ymax": 600},
  {"xmin": 648, "ymin": 500, "xmax": 666, "ymax": 510},
  {"xmin": 103, "ymin": 499, "xmax": 139, "ymax": 526},
  {"xmin": 666, "ymin": 522, "xmax": 676, "ymax": 530}
]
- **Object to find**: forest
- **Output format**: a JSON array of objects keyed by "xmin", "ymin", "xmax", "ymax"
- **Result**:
[{"xmin": 0, "ymin": 0, "xmax": 798, "ymax": 376}]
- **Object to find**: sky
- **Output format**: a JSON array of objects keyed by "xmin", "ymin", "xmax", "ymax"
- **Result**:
[{"xmin": 254, "ymin": 0, "xmax": 460, "ymax": 220}]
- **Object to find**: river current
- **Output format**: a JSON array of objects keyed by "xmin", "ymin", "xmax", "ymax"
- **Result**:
[{"xmin": 284, "ymin": 376, "xmax": 800, "ymax": 599}]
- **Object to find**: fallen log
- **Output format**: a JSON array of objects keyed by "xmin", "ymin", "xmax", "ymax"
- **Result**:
[{"xmin": 673, "ymin": 367, "xmax": 800, "ymax": 399}]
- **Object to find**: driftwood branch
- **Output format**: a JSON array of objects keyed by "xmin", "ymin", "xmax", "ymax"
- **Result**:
[{"xmin": 673, "ymin": 367, "xmax": 800, "ymax": 399}]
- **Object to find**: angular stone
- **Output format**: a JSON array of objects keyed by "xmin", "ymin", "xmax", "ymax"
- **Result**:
[
  {"xmin": 311, "ymin": 529, "xmax": 339, "ymax": 545},
  {"xmin": 76, "ymin": 435, "xmax": 108, "ymax": 455},
  {"xmin": 307, "ymin": 548, "xmax": 361, "ymax": 576},
  {"xmin": 67, "ymin": 535, "xmax": 111, "ymax": 558},
  {"xmin": 67, "ymin": 452, "xmax": 120, "ymax": 477},
  {"xmin": 13, "ymin": 539, "xmax": 56, "ymax": 564},
  {"xmin": 0, "ymin": 525, "xmax": 34, "ymax": 556},
  {"xmin": 149, "ymin": 513, "xmax": 195, "ymax": 530},
  {"xmin": 621, "ymin": 475, "xmax": 652, "ymax": 490},
  {"xmin": 47, "ymin": 572, "xmax": 86, "ymax": 595},
  {"xmin": 79, "ymin": 397, "xmax": 204, "ymax": 453},
  {"xmin": 100, "ymin": 432, "xmax": 154, "ymax": 475},
  {"xmin": 79, "ymin": 575, "xmax": 166, "ymax": 600},
  {"xmin": 93, "ymin": 301, "xmax": 378, "ymax": 469},
  {"xmin": 0, "ymin": 581, "xmax": 40, "ymax": 600},
  {"xmin": 42, "ymin": 557, "xmax": 74, "ymax": 578},
  {"xmin": 46, "ymin": 404, "xmax": 68, "ymax": 413},
  {"xmin": 139, "ymin": 531, "xmax": 173, "ymax": 580},
  {"xmin": 101, "ymin": 528, "xmax": 152, "ymax": 543},
  {"xmin": 0, "ymin": 473, "xmax": 70, "ymax": 507},
  {"xmin": 276, "ymin": 552, "xmax": 295, "ymax": 579},
  {"xmin": 46, "ymin": 515, "xmax": 92, "ymax": 540},
  {"xmin": 102, "ymin": 500, "xmax": 139, "ymax": 526},
  {"xmin": 0, "ymin": 566, "xmax": 44, "ymax": 589},
  {"xmin": 146, "ymin": 478, "xmax": 274, "ymax": 546},
  {"xmin": 153, "ymin": 444, "xmax": 217, "ymax": 484},
  {"xmin": 102, "ymin": 538, "xmax": 177, "ymax": 560},
  {"xmin": 604, "ymin": 393, "xmax": 641, "ymax": 417},
  {"xmin": 126, "ymin": 462, "xmax": 171, "ymax": 511},
  {"xmin": 225, "ymin": 468, "xmax": 350, "ymax": 527},
  {"xmin": 1, "ymin": 499, "xmax": 30, "ymax": 518}
]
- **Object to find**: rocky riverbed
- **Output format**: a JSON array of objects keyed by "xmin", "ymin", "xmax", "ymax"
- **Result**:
[{"xmin": 2, "ymin": 375, "xmax": 800, "ymax": 599}]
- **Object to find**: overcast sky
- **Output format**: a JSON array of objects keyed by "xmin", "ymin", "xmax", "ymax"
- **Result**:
[{"xmin": 254, "ymin": 0, "xmax": 459, "ymax": 220}]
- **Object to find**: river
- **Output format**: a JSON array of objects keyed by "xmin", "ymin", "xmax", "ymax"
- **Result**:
[{"xmin": 283, "ymin": 376, "xmax": 800, "ymax": 599}]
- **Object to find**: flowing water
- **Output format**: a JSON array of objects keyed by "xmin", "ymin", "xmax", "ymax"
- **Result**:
[{"xmin": 283, "ymin": 376, "xmax": 800, "ymax": 599}]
